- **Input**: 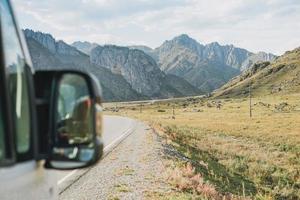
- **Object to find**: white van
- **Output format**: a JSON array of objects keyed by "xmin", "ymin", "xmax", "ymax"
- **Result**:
[{"xmin": 0, "ymin": 0, "xmax": 104, "ymax": 199}]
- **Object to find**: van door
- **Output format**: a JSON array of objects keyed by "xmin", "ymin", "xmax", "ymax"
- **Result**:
[{"xmin": 0, "ymin": 0, "xmax": 57, "ymax": 199}]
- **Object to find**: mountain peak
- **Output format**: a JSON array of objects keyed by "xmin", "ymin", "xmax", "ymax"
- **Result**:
[
  {"xmin": 23, "ymin": 29, "xmax": 55, "ymax": 41},
  {"xmin": 172, "ymin": 34, "xmax": 199, "ymax": 45},
  {"xmin": 175, "ymin": 33, "xmax": 191, "ymax": 40},
  {"xmin": 208, "ymin": 42, "xmax": 220, "ymax": 47},
  {"xmin": 23, "ymin": 29, "xmax": 56, "ymax": 53},
  {"xmin": 24, "ymin": 29, "xmax": 82, "ymax": 56},
  {"xmin": 156, "ymin": 34, "xmax": 204, "ymax": 56}
]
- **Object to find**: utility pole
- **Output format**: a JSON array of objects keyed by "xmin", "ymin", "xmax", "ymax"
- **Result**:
[
  {"xmin": 172, "ymin": 105, "xmax": 175, "ymax": 116},
  {"xmin": 172, "ymin": 105, "xmax": 175, "ymax": 119},
  {"xmin": 249, "ymin": 84, "xmax": 252, "ymax": 118}
]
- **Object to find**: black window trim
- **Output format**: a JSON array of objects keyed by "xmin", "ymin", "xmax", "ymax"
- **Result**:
[
  {"xmin": 0, "ymin": 11, "xmax": 16, "ymax": 166},
  {"xmin": 0, "ymin": 0, "xmax": 37, "ymax": 164}
]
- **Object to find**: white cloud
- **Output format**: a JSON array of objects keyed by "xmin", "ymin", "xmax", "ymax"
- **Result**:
[{"xmin": 11, "ymin": 0, "xmax": 300, "ymax": 55}]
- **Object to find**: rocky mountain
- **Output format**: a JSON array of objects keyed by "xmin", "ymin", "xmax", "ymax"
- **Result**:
[
  {"xmin": 90, "ymin": 45, "xmax": 163, "ymax": 96},
  {"xmin": 214, "ymin": 47, "xmax": 300, "ymax": 98},
  {"xmin": 90, "ymin": 45, "xmax": 201, "ymax": 97},
  {"xmin": 24, "ymin": 29, "xmax": 201, "ymax": 101},
  {"xmin": 24, "ymin": 29, "xmax": 92, "ymax": 69},
  {"xmin": 70, "ymin": 33, "xmax": 277, "ymax": 95},
  {"xmin": 130, "ymin": 34, "xmax": 276, "ymax": 92},
  {"xmin": 24, "ymin": 29, "xmax": 144, "ymax": 101}
]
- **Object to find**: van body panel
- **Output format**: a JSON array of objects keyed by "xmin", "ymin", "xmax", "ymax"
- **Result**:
[{"xmin": 0, "ymin": 161, "xmax": 57, "ymax": 200}]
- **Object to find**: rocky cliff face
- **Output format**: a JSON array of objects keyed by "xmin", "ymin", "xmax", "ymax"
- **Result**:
[
  {"xmin": 90, "ymin": 45, "xmax": 165, "ymax": 96},
  {"xmin": 24, "ymin": 29, "xmax": 57, "ymax": 53},
  {"xmin": 202, "ymin": 42, "xmax": 252, "ymax": 69}
]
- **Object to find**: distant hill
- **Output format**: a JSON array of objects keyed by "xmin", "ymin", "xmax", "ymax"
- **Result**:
[
  {"xmin": 24, "ymin": 29, "xmax": 201, "ymax": 101},
  {"xmin": 214, "ymin": 47, "xmax": 300, "ymax": 98}
]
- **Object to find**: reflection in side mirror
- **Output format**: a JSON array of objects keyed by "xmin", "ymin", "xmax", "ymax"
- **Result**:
[
  {"xmin": 56, "ymin": 75, "xmax": 93, "ymax": 146},
  {"xmin": 45, "ymin": 72, "xmax": 103, "ymax": 170}
]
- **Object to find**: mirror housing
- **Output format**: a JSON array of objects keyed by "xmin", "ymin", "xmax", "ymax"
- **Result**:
[{"xmin": 33, "ymin": 70, "xmax": 103, "ymax": 170}]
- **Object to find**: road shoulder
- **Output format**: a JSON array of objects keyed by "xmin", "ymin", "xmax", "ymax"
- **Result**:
[{"xmin": 59, "ymin": 121, "xmax": 172, "ymax": 200}]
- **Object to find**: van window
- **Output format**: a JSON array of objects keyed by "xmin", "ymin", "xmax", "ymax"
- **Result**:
[{"xmin": 0, "ymin": 0, "xmax": 31, "ymax": 154}]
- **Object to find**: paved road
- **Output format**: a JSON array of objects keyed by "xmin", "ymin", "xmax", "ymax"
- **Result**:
[
  {"xmin": 102, "ymin": 115, "xmax": 135, "ymax": 148},
  {"xmin": 56, "ymin": 115, "xmax": 136, "ymax": 193}
]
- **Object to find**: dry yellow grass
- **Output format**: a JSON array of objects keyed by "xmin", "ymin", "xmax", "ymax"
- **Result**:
[{"xmin": 104, "ymin": 94, "xmax": 300, "ymax": 199}]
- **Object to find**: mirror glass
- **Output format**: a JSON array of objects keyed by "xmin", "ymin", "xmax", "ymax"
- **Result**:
[{"xmin": 50, "ymin": 74, "xmax": 96, "ymax": 169}]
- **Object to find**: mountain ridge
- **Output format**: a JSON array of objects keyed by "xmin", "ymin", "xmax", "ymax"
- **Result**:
[
  {"xmin": 25, "ymin": 28, "xmax": 277, "ymax": 99},
  {"xmin": 24, "ymin": 29, "xmax": 201, "ymax": 101},
  {"xmin": 126, "ymin": 34, "xmax": 276, "ymax": 92},
  {"xmin": 24, "ymin": 32, "xmax": 144, "ymax": 102},
  {"xmin": 129, "ymin": 34, "xmax": 276, "ymax": 71}
]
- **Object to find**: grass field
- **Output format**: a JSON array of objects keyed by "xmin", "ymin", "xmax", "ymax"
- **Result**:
[{"xmin": 104, "ymin": 94, "xmax": 300, "ymax": 199}]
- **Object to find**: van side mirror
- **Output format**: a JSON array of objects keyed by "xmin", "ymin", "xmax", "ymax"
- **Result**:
[{"xmin": 34, "ymin": 71, "xmax": 103, "ymax": 170}]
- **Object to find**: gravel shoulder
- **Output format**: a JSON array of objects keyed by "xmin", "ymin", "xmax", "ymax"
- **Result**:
[{"xmin": 59, "ymin": 120, "xmax": 171, "ymax": 200}]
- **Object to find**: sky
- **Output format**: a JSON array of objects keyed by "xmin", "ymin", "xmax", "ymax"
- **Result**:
[{"xmin": 11, "ymin": 0, "xmax": 300, "ymax": 55}]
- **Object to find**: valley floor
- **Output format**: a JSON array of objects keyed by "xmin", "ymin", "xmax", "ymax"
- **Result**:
[{"xmin": 104, "ymin": 94, "xmax": 300, "ymax": 199}]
